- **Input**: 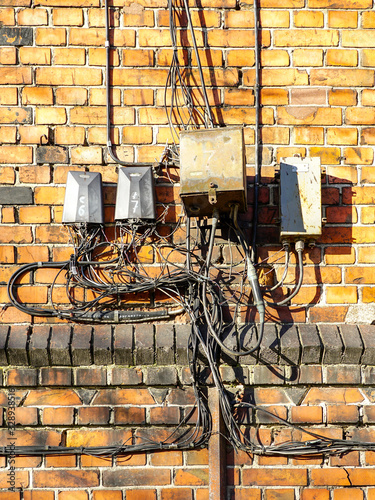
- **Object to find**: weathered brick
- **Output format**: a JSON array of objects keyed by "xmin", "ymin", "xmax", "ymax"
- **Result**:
[
  {"xmin": 311, "ymin": 69, "xmax": 374, "ymax": 87},
  {"xmin": 50, "ymin": 325, "xmax": 71, "ymax": 365},
  {"xmin": 40, "ymin": 367, "xmax": 72, "ymax": 386},
  {"xmin": 0, "ymin": 46, "xmax": 16, "ymax": 64},
  {"xmin": 0, "ymin": 26, "xmax": 32, "ymax": 45},
  {"xmin": 36, "ymin": 67, "xmax": 102, "ymax": 86},
  {"xmin": 7, "ymin": 325, "xmax": 29, "ymax": 365},
  {"xmin": 36, "ymin": 27, "xmax": 66, "ymax": 45},
  {"xmin": 54, "ymin": 47, "xmax": 85, "ymax": 65},
  {"xmin": 18, "ymin": 8, "xmax": 48, "ymax": 25},
  {"xmin": 327, "ymin": 49, "xmax": 358, "ymax": 66}
]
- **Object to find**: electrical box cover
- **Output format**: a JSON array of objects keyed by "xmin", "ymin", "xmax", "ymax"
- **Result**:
[
  {"xmin": 115, "ymin": 166, "xmax": 156, "ymax": 221},
  {"xmin": 62, "ymin": 171, "xmax": 104, "ymax": 224},
  {"xmin": 280, "ymin": 157, "xmax": 322, "ymax": 242},
  {"xmin": 179, "ymin": 127, "xmax": 247, "ymax": 217}
]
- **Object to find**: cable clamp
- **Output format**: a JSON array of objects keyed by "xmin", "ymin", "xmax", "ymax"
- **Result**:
[{"xmin": 105, "ymin": 40, "xmax": 110, "ymax": 47}]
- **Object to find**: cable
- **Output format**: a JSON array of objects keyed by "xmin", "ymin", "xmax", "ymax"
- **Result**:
[
  {"xmin": 266, "ymin": 239, "xmax": 304, "ymax": 307},
  {"xmin": 251, "ymin": 0, "xmax": 261, "ymax": 263}
]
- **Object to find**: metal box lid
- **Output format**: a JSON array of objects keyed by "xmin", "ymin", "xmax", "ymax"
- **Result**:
[
  {"xmin": 115, "ymin": 166, "xmax": 156, "ymax": 221},
  {"xmin": 179, "ymin": 127, "xmax": 247, "ymax": 217},
  {"xmin": 62, "ymin": 171, "xmax": 104, "ymax": 224},
  {"xmin": 280, "ymin": 156, "xmax": 322, "ymax": 242}
]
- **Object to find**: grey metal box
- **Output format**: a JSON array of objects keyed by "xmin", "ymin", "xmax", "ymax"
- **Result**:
[
  {"xmin": 179, "ymin": 127, "xmax": 247, "ymax": 217},
  {"xmin": 62, "ymin": 171, "xmax": 104, "ymax": 224},
  {"xmin": 115, "ymin": 166, "xmax": 156, "ymax": 221},
  {"xmin": 280, "ymin": 157, "xmax": 322, "ymax": 242}
]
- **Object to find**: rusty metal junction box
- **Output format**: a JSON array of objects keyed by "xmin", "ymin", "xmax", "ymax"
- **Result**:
[{"xmin": 179, "ymin": 127, "xmax": 247, "ymax": 217}]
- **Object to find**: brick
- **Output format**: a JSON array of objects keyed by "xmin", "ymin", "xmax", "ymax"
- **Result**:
[
  {"xmin": 327, "ymin": 128, "xmax": 358, "ymax": 145},
  {"xmin": 363, "ymin": 49, "xmax": 375, "ymax": 67},
  {"xmin": 135, "ymin": 324, "xmax": 154, "ymax": 365},
  {"xmin": 50, "ymin": 325, "xmax": 71, "ymax": 365},
  {"xmin": 360, "ymin": 325, "xmax": 375, "ymax": 364},
  {"xmin": 113, "ymin": 324, "xmax": 133, "ymax": 365},
  {"xmin": 155, "ymin": 324, "xmax": 174, "ymax": 365},
  {"xmin": 343, "ymin": 30, "xmax": 375, "ymax": 47},
  {"xmin": 0, "ymin": 186, "xmax": 32, "ymax": 205},
  {"xmin": 71, "ymin": 326, "xmax": 92, "ymax": 366},
  {"xmin": 36, "ymin": 107, "xmax": 67, "ymax": 125},
  {"xmin": 34, "ymin": 471, "xmax": 99, "ymax": 488},
  {"xmin": 243, "ymin": 469, "xmax": 307, "ymax": 486},
  {"xmin": 311, "ymin": 69, "xmax": 374, "ymax": 87},
  {"xmin": 89, "ymin": 7, "xmax": 119, "ymax": 27},
  {"xmin": 327, "ymin": 405, "xmax": 359, "ymax": 424},
  {"xmin": 277, "ymin": 107, "xmax": 341, "ymax": 126},
  {"xmin": 145, "ymin": 366, "xmax": 177, "ymax": 385},
  {"xmin": 0, "ymin": 226, "xmax": 32, "ymax": 244},
  {"xmin": 78, "ymin": 407, "xmax": 110, "ymax": 425},
  {"xmin": 0, "ymin": 145, "xmax": 32, "ymax": 164},
  {"xmin": 302, "ymin": 387, "xmax": 364, "ymax": 405},
  {"xmin": 71, "ymin": 106, "xmax": 133, "ymax": 125},
  {"xmin": 93, "ymin": 325, "xmax": 112, "ymax": 364},
  {"xmin": 0, "ymin": 106, "xmax": 32, "ymax": 124},
  {"xmin": 326, "ymin": 286, "xmax": 357, "ymax": 304},
  {"xmin": 359, "ymin": 245, "xmax": 375, "ymax": 262},
  {"xmin": 34, "ymin": 0, "xmax": 98, "ymax": 4},
  {"xmin": 36, "ymin": 27, "xmax": 66, "ymax": 45},
  {"xmin": 0, "ymin": 246, "xmax": 14, "ymax": 264},
  {"xmin": 22, "ymin": 87, "xmax": 53, "ymax": 105},
  {"xmin": 71, "ymin": 146, "xmax": 102, "ymax": 164},
  {"xmin": 55, "ymin": 126, "xmax": 85, "ymax": 144},
  {"xmin": 264, "ymin": 490, "xmax": 295, "ymax": 500},
  {"xmin": 19, "ymin": 125, "xmax": 49, "ymax": 144},
  {"xmin": 29, "ymin": 325, "xmax": 50, "ymax": 366},
  {"xmin": 298, "ymin": 324, "xmax": 322, "ymax": 364},
  {"xmin": 103, "ymin": 469, "xmax": 170, "ymax": 487},
  {"xmin": 70, "ymin": 27, "xmax": 135, "ymax": 46},
  {"xmin": 327, "ymin": 49, "xmax": 358, "ymax": 66},
  {"xmin": 345, "ymin": 108, "xmax": 375, "ymax": 125},
  {"xmin": 54, "ymin": 47, "xmax": 85, "ymax": 65},
  {"xmin": 291, "ymin": 406, "xmax": 323, "ymax": 424},
  {"xmin": 18, "ymin": 8, "xmax": 48, "ymax": 25},
  {"xmin": 328, "ymin": 10, "xmax": 357, "ymax": 27},
  {"xmin": 326, "ymin": 364, "xmax": 361, "ymax": 384},
  {"xmin": 329, "ymin": 89, "xmax": 357, "ymax": 106},
  {"xmin": 344, "ymin": 147, "xmax": 373, "ymax": 165},
  {"xmin": 36, "ymin": 67, "xmax": 102, "ymax": 86},
  {"xmin": 93, "ymin": 492, "xmax": 122, "ymax": 500},
  {"xmin": 7, "ymin": 367, "xmax": 37, "ymax": 386},
  {"xmin": 36, "ymin": 146, "xmax": 68, "ymax": 164},
  {"xmin": 295, "ymin": 127, "xmax": 324, "ymax": 145},
  {"xmin": 294, "ymin": 11, "xmax": 323, "ymax": 27},
  {"xmin": 0, "ymin": 87, "xmax": 17, "ymax": 105},
  {"xmin": 53, "ymin": 8, "xmax": 83, "ymax": 25},
  {"xmin": 42, "ymin": 407, "xmax": 74, "ymax": 425},
  {"xmin": 0, "ymin": 46, "xmax": 16, "ymax": 64},
  {"xmin": 325, "ymin": 204, "xmax": 356, "ymax": 222},
  {"xmin": 275, "ymin": 29, "xmax": 338, "ymax": 46},
  {"xmin": 40, "ymin": 367, "xmax": 72, "ymax": 386},
  {"xmin": 24, "ymin": 388, "xmax": 82, "ymax": 407},
  {"xmin": 0, "ymin": 7, "xmax": 14, "ymax": 24},
  {"xmin": 89, "ymin": 47, "xmax": 120, "ymax": 66},
  {"xmin": 244, "ymin": 68, "xmax": 308, "ymax": 87},
  {"xmin": 0, "ymin": 470, "xmax": 28, "ymax": 489},
  {"xmin": 0, "ymin": 26, "xmax": 32, "ymax": 45},
  {"xmin": 7, "ymin": 325, "xmax": 29, "ymax": 365},
  {"xmin": 19, "ymin": 46, "xmax": 51, "ymax": 65},
  {"xmin": 293, "ymin": 49, "xmax": 323, "ymax": 66},
  {"xmin": 363, "ymin": 89, "xmax": 375, "ymax": 106}
]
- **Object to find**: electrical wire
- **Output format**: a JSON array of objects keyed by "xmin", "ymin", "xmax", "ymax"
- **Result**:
[{"xmin": 265, "ymin": 240, "xmax": 304, "ymax": 307}]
